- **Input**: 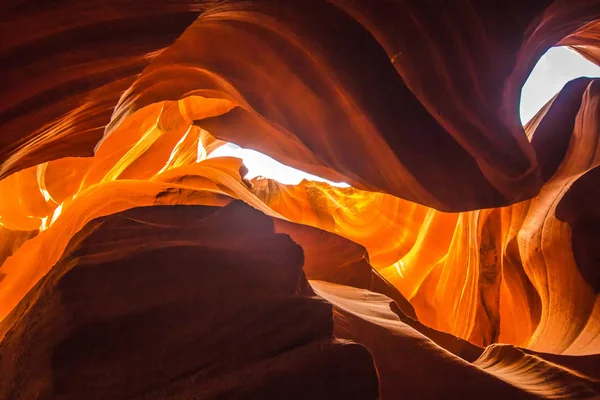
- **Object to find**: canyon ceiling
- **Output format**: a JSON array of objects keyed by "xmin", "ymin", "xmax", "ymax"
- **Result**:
[{"xmin": 1, "ymin": 0, "xmax": 600, "ymax": 398}]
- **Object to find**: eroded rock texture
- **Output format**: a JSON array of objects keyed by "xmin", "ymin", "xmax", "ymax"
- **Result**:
[
  {"xmin": 2, "ymin": 0, "xmax": 600, "ymax": 399},
  {"xmin": 0, "ymin": 202, "xmax": 379, "ymax": 399}
]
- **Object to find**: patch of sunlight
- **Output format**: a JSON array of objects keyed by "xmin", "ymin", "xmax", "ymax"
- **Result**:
[
  {"xmin": 207, "ymin": 143, "xmax": 350, "ymax": 187},
  {"xmin": 520, "ymin": 46, "xmax": 600, "ymax": 125}
]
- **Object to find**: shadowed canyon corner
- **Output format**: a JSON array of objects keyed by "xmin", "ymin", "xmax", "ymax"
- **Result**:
[{"xmin": 2, "ymin": 1, "xmax": 600, "ymax": 399}]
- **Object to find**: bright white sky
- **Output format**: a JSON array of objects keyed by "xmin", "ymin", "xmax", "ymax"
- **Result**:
[
  {"xmin": 209, "ymin": 47, "xmax": 600, "ymax": 185},
  {"xmin": 207, "ymin": 144, "xmax": 350, "ymax": 187},
  {"xmin": 520, "ymin": 46, "xmax": 600, "ymax": 124}
]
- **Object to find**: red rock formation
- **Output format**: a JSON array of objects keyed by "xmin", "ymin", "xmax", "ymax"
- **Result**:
[
  {"xmin": 0, "ymin": 202, "xmax": 379, "ymax": 398},
  {"xmin": 2, "ymin": 0, "xmax": 600, "ymax": 398}
]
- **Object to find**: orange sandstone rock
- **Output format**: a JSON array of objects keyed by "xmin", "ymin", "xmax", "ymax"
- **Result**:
[{"xmin": 1, "ymin": 1, "xmax": 600, "ymax": 399}]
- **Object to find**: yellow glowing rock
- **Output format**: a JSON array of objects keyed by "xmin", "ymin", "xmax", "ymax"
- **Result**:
[{"xmin": 2, "ymin": 1, "xmax": 600, "ymax": 398}]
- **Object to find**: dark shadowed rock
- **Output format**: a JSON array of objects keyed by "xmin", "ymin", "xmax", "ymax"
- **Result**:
[{"xmin": 0, "ymin": 201, "xmax": 379, "ymax": 399}]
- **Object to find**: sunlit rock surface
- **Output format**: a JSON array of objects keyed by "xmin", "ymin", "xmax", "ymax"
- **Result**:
[{"xmin": 2, "ymin": 0, "xmax": 600, "ymax": 398}]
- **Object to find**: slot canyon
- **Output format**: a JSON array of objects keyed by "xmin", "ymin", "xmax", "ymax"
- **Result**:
[{"xmin": 2, "ymin": 0, "xmax": 600, "ymax": 398}]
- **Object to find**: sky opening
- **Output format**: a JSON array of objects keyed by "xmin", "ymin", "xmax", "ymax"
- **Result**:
[{"xmin": 520, "ymin": 46, "xmax": 600, "ymax": 124}]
